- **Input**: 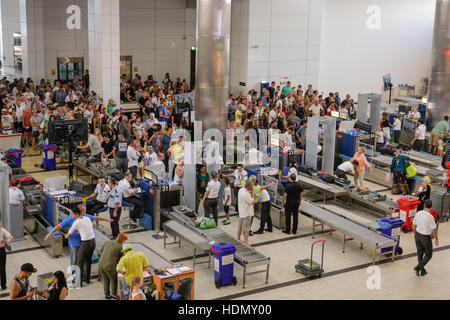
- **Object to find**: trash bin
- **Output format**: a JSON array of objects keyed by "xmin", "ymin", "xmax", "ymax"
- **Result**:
[
  {"xmin": 210, "ymin": 242, "xmax": 237, "ymax": 289},
  {"xmin": 397, "ymin": 196, "xmax": 421, "ymax": 233},
  {"xmin": 378, "ymin": 217, "xmax": 403, "ymax": 255},
  {"xmin": 6, "ymin": 149, "xmax": 24, "ymax": 167},
  {"xmin": 41, "ymin": 144, "xmax": 58, "ymax": 171}
]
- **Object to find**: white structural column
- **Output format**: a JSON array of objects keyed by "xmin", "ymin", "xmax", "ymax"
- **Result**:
[
  {"xmin": 19, "ymin": 0, "xmax": 45, "ymax": 80},
  {"xmin": 88, "ymin": 0, "xmax": 120, "ymax": 103},
  {"xmin": 0, "ymin": 0, "xmax": 21, "ymax": 75}
]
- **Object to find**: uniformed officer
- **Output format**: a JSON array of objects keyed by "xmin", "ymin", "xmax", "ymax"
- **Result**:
[
  {"xmin": 107, "ymin": 177, "xmax": 123, "ymax": 239},
  {"xmin": 86, "ymin": 177, "xmax": 111, "ymax": 214}
]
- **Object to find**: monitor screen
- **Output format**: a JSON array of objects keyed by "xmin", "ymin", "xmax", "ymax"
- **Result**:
[
  {"xmin": 143, "ymin": 169, "xmax": 158, "ymax": 184},
  {"xmin": 331, "ymin": 111, "xmax": 340, "ymax": 118},
  {"xmin": 339, "ymin": 112, "xmax": 348, "ymax": 120}
]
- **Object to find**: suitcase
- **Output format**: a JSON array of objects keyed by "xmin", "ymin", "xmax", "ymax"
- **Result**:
[
  {"xmin": 430, "ymin": 190, "xmax": 450, "ymax": 222},
  {"xmin": 318, "ymin": 174, "xmax": 335, "ymax": 184}
]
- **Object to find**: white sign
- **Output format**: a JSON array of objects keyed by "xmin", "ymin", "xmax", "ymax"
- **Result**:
[
  {"xmin": 222, "ymin": 254, "xmax": 233, "ymax": 266},
  {"xmin": 366, "ymin": 5, "xmax": 381, "ymax": 30},
  {"xmin": 66, "ymin": 5, "xmax": 81, "ymax": 30}
]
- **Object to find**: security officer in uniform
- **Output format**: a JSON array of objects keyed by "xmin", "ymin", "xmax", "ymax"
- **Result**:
[
  {"xmin": 86, "ymin": 177, "xmax": 111, "ymax": 215},
  {"xmin": 107, "ymin": 177, "xmax": 123, "ymax": 239}
]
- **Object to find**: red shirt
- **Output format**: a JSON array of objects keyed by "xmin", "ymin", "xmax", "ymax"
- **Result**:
[
  {"xmin": 22, "ymin": 110, "xmax": 32, "ymax": 128},
  {"xmin": 326, "ymin": 106, "xmax": 334, "ymax": 116}
]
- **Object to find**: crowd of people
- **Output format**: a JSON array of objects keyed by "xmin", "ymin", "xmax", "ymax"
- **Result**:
[{"xmin": 1, "ymin": 70, "xmax": 449, "ymax": 300}]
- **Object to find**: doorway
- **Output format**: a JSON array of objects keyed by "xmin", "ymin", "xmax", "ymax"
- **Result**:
[
  {"xmin": 120, "ymin": 56, "xmax": 132, "ymax": 84},
  {"xmin": 57, "ymin": 57, "xmax": 84, "ymax": 83}
]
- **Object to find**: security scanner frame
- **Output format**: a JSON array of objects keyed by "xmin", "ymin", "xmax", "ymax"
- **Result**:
[
  {"xmin": 300, "ymin": 201, "xmax": 398, "ymax": 263},
  {"xmin": 357, "ymin": 93, "xmax": 382, "ymax": 133},
  {"xmin": 162, "ymin": 205, "xmax": 271, "ymax": 288}
]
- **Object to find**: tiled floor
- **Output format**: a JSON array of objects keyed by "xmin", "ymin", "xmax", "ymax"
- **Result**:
[{"xmin": 3, "ymin": 155, "xmax": 449, "ymax": 300}]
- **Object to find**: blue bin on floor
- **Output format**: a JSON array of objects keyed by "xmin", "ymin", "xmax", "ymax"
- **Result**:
[
  {"xmin": 378, "ymin": 217, "xmax": 403, "ymax": 255},
  {"xmin": 41, "ymin": 144, "xmax": 57, "ymax": 171},
  {"xmin": 6, "ymin": 149, "xmax": 24, "ymax": 167},
  {"xmin": 139, "ymin": 212, "xmax": 153, "ymax": 230},
  {"xmin": 210, "ymin": 242, "xmax": 237, "ymax": 288}
]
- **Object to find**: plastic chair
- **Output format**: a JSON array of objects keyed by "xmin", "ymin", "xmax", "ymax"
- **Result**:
[{"xmin": 121, "ymin": 200, "xmax": 138, "ymax": 230}]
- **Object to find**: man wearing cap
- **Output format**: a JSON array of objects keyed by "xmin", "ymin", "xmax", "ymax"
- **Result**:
[
  {"xmin": 116, "ymin": 246, "xmax": 149, "ymax": 300},
  {"xmin": 10, "ymin": 263, "xmax": 45, "ymax": 300}
]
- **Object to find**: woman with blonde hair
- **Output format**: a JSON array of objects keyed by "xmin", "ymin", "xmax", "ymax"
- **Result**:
[
  {"xmin": 129, "ymin": 276, "xmax": 146, "ymax": 300},
  {"xmin": 416, "ymin": 176, "xmax": 431, "ymax": 211},
  {"xmin": 0, "ymin": 221, "xmax": 13, "ymax": 290}
]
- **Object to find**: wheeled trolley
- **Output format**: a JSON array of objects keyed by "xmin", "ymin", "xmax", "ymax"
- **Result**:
[{"xmin": 295, "ymin": 240, "xmax": 326, "ymax": 278}]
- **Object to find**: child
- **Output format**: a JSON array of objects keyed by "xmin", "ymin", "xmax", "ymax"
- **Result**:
[
  {"xmin": 38, "ymin": 129, "xmax": 45, "ymax": 146},
  {"xmin": 222, "ymin": 178, "xmax": 231, "ymax": 225},
  {"xmin": 437, "ymin": 135, "xmax": 445, "ymax": 156}
]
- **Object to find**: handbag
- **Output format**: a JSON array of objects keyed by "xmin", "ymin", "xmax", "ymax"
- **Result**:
[
  {"xmin": 197, "ymin": 218, "xmax": 216, "ymax": 229},
  {"xmin": 405, "ymin": 161, "xmax": 417, "ymax": 178}
]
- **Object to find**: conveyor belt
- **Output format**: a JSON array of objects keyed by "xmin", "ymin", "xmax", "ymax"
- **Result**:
[
  {"xmin": 300, "ymin": 201, "xmax": 397, "ymax": 263},
  {"xmin": 127, "ymin": 242, "xmax": 173, "ymax": 270},
  {"xmin": 298, "ymin": 173, "xmax": 348, "ymax": 198},
  {"xmin": 163, "ymin": 205, "xmax": 270, "ymax": 288}
]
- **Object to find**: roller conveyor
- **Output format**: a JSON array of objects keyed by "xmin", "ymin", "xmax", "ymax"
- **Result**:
[
  {"xmin": 127, "ymin": 242, "xmax": 173, "ymax": 270},
  {"xmin": 162, "ymin": 205, "xmax": 271, "ymax": 288},
  {"xmin": 300, "ymin": 201, "xmax": 397, "ymax": 263},
  {"xmin": 297, "ymin": 172, "xmax": 348, "ymax": 201}
]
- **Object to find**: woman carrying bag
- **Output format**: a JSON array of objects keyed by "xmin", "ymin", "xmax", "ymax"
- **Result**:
[{"xmin": 390, "ymin": 149, "xmax": 410, "ymax": 195}]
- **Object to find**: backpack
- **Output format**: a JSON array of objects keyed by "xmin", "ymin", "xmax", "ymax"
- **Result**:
[{"xmin": 298, "ymin": 165, "xmax": 314, "ymax": 176}]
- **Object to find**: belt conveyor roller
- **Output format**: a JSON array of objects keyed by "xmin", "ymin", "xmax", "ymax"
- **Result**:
[
  {"xmin": 300, "ymin": 201, "xmax": 397, "ymax": 263},
  {"xmin": 162, "ymin": 206, "xmax": 271, "ymax": 288}
]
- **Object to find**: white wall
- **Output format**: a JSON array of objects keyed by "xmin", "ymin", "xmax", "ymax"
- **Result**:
[
  {"xmin": 0, "ymin": 0, "xmax": 21, "ymax": 74},
  {"xmin": 43, "ymin": 0, "xmax": 88, "ymax": 81},
  {"xmin": 319, "ymin": 0, "xmax": 436, "ymax": 99},
  {"xmin": 230, "ymin": 0, "xmax": 323, "ymax": 94},
  {"xmin": 120, "ymin": 0, "xmax": 196, "ymax": 85}
]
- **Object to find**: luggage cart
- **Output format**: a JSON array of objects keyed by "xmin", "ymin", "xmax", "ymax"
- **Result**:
[{"xmin": 295, "ymin": 240, "xmax": 326, "ymax": 278}]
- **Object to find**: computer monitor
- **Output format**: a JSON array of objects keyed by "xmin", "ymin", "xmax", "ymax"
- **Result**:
[
  {"xmin": 339, "ymin": 112, "xmax": 348, "ymax": 120},
  {"xmin": 331, "ymin": 111, "xmax": 339, "ymax": 118},
  {"xmin": 143, "ymin": 169, "xmax": 158, "ymax": 184}
]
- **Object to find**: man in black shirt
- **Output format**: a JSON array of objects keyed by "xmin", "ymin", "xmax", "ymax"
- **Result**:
[
  {"xmin": 282, "ymin": 174, "xmax": 303, "ymax": 235},
  {"xmin": 138, "ymin": 91, "xmax": 150, "ymax": 118},
  {"xmin": 268, "ymin": 81, "xmax": 276, "ymax": 100},
  {"xmin": 101, "ymin": 135, "xmax": 115, "ymax": 160}
]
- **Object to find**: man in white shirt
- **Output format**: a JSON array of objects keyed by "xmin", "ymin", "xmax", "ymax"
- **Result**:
[
  {"xmin": 126, "ymin": 140, "xmax": 140, "ymax": 179},
  {"xmin": 151, "ymin": 153, "xmax": 166, "ymax": 181},
  {"xmin": 306, "ymin": 99, "xmax": 323, "ymax": 117},
  {"xmin": 86, "ymin": 177, "xmax": 111, "ymax": 215},
  {"xmin": 336, "ymin": 160, "xmax": 356, "ymax": 181},
  {"xmin": 118, "ymin": 173, "xmax": 143, "ymax": 223},
  {"xmin": 144, "ymin": 145, "xmax": 157, "ymax": 169},
  {"xmin": 65, "ymin": 205, "xmax": 96, "ymax": 286},
  {"xmin": 410, "ymin": 119, "xmax": 426, "ymax": 151},
  {"xmin": 202, "ymin": 171, "xmax": 221, "ymax": 225},
  {"xmin": 412, "ymin": 200, "xmax": 438, "ymax": 277},
  {"xmin": 391, "ymin": 115, "xmax": 402, "ymax": 144},
  {"xmin": 9, "ymin": 180, "xmax": 28, "ymax": 215},
  {"xmin": 237, "ymin": 180, "xmax": 255, "ymax": 247}
]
